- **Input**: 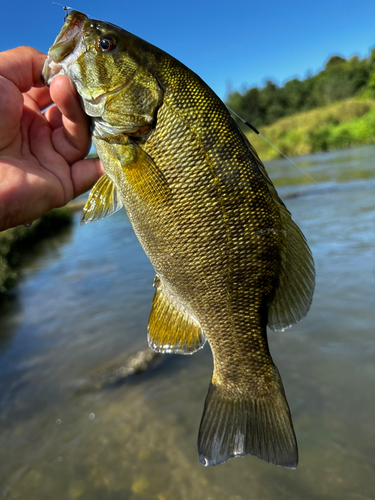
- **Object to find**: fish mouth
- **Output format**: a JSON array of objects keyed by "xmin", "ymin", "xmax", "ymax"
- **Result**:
[
  {"xmin": 42, "ymin": 10, "xmax": 137, "ymax": 112},
  {"xmin": 42, "ymin": 10, "xmax": 87, "ymax": 84},
  {"xmin": 50, "ymin": 10, "xmax": 87, "ymax": 63}
]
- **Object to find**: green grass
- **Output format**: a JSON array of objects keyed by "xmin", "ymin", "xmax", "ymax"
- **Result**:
[
  {"xmin": 247, "ymin": 98, "xmax": 375, "ymax": 161},
  {"xmin": 0, "ymin": 207, "xmax": 73, "ymax": 296}
]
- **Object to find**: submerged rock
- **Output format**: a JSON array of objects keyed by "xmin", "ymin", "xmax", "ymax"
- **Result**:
[{"xmin": 78, "ymin": 348, "xmax": 164, "ymax": 393}]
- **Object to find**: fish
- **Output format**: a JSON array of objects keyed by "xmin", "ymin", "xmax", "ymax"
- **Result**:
[{"xmin": 43, "ymin": 10, "xmax": 315, "ymax": 468}]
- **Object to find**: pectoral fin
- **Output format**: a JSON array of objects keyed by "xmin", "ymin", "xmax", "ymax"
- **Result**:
[
  {"xmin": 148, "ymin": 279, "xmax": 205, "ymax": 355},
  {"xmin": 80, "ymin": 173, "xmax": 123, "ymax": 225},
  {"xmin": 94, "ymin": 135, "xmax": 170, "ymax": 208},
  {"xmin": 122, "ymin": 141, "xmax": 170, "ymax": 205}
]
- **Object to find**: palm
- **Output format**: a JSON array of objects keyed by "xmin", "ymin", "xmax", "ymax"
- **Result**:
[{"xmin": 0, "ymin": 47, "xmax": 104, "ymax": 231}]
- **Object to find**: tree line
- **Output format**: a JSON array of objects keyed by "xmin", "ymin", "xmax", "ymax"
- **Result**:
[{"xmin": 226, "ymin": 47, "xmax": 375, "ymax": 129}]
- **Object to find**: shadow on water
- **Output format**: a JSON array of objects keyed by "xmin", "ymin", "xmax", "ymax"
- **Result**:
[{"xmin": 0, "ymin": 145, "xmax": 375, "ymax": 500}]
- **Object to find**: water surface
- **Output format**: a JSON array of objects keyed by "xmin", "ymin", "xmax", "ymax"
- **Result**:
[{"xmin": 0, "ymin": 145, "xmax": 374, "ymax": 500}]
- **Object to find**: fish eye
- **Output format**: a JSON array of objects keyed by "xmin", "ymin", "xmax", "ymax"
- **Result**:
[{"xmin": 97, "ymin": 36, "xmax": 116, "ymax": 52}]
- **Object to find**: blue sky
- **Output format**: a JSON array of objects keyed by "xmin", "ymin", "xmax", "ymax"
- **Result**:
[{"xmin": 2, "ymin": 0, "xmax": 375, "ymax": 100}]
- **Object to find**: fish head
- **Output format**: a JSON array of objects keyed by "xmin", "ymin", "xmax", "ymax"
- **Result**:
[{"xmin": 43, "ymin": 10, "xmax": 163, "ymax": 135}]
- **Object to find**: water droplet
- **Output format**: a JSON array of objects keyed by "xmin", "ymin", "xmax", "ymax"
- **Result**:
[
  {"xmin": 56, "ymin": 419, "xmax": 62, "ymax": 425},
  {"xmin": 89, "ymin": 413, "xmax": 95, "ymax": 420}
]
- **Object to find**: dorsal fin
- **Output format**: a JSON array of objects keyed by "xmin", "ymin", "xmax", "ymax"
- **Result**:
[
  {"xmin": 267, "ymin": 205, "xmax": 315, "ymax": 331},
  {"xmin": 148, "ymin": 278, "xmax": 206, "ymax": 355},
  {"xmin": 235, "ymin": 121, "xmax": 315, "ymax": 331}
]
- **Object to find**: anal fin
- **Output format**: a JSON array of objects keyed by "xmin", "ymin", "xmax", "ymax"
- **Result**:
[{"xmin": 148, "ymin": 280, "xmax": 205, "ymax": 355}]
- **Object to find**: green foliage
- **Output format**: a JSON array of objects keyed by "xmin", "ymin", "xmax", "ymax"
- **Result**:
[
  {"xmin": 309, "ymin": 127, "xmax": 331, "ymax": 152},
  {"xmin": 226, "ymin": 46, "xmax": 375, "ymax": 129},
  {"xmin": 247, "ymin": 98, "xmax": 375, "ymax": 161},
  {"xmin": 0, "ymin": 207, "xmax": 72, "ymax": 295}
]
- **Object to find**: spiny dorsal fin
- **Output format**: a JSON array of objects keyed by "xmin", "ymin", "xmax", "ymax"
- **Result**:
[
  {"xmin": 234, "ymin": 120, "xmax": 289, "ymax": 211},
  {"xmin": 148, "ymin": 279, "xmax": 205, "ymax": 355},
  {"xmin": 80, "ymin": 173, "xmax": 123, "ymax": 225},
  {"xmin": 234, "ymin": 120, "xmax": 315, "ymax": 331}
]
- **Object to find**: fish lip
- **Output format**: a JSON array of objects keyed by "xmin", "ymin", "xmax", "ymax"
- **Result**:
[
  {"xmin": 42, "ymin": 11, "xmax": 87, "ymax": 85},
  {"xmin": 53, "ymin": 11, "xmax": 87, "ymax": 50},
  {"xmin": 48, "ymin": 12, "xmax": 87, "ymax": 64}
]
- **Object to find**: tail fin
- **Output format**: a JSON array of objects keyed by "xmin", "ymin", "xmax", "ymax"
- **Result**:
[{"xmin": 197, "ymin": 372, "xmax": 298, "ymax": 468}]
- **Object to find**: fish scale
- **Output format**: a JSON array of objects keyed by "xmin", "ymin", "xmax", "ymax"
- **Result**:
[{"xmin": 43, "ymin": 10, "xmax": 315, "ymax": 468}]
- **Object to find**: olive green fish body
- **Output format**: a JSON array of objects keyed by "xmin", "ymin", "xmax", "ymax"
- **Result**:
[{"xmin": 43, "ymin": 12, "xmax": 315, "ymax": 468}]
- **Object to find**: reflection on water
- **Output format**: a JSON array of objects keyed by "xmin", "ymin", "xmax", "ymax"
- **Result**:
[
  {"xmin": 267, "ymin": 143, "xmax": 375, "ymax": 187},
  {"xmin": 1, "ymin": 145, "xmax": 375, "ymax": 500}
]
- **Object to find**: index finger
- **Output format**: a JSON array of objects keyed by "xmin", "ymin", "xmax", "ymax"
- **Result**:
[
  {"xmin": 49, "ymin": 75, "xmax": 91, "ymax": 164},
  {"xmin": 0, "ymin": 47, "xmax": 46, "ymax": 93}
]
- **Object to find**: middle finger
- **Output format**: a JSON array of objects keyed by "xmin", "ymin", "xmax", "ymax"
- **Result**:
[{"xmin": 27, "ymin": 86, "xmax": 53, "ymax": 111}]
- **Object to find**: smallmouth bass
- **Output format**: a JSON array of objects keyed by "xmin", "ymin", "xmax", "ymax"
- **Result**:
[{"xmin": 43, "ymin": 11, "xmax": 315, "ymax": 468}]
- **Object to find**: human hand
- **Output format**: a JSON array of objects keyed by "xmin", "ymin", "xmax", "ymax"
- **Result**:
[{"xmin": 0, "ymin": 46, "xmax": 104, "ymax": 231}]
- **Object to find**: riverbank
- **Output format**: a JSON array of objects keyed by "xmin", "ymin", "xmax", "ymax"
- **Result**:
[
  {"xmin": 0, "ymin": 207, "xmax": 72, "ymax": 296},
  {"xmin": 247, "ymin": 98, "xmax": 375, "ymax": 161}
]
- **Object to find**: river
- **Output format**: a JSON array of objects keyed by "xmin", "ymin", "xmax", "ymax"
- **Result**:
[{"xmin": 0, "ymin": 145, "xmax": 374, "ymax": 500}]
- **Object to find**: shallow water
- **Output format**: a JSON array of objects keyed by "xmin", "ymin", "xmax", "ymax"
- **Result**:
[{"xmin": 1, "ymin": 145, "xmax": 375, "ymax": 500}]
